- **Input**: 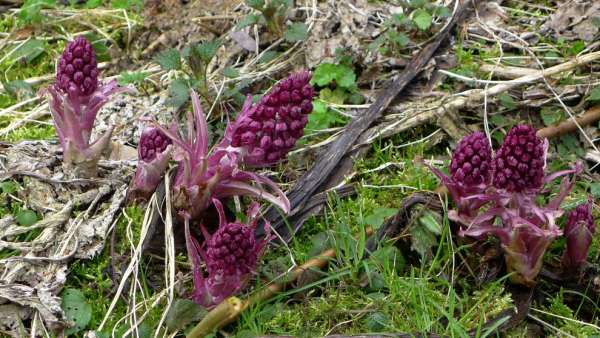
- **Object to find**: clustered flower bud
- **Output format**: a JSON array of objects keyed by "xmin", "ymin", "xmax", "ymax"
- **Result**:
[
  {"xmin": 56, "ymin": 36, "xmax": 99, "ymax": 97},
  {"xmin": 191, "ymin": 199, "xmax": 270, "ymax": 306},
  {"xmin": 492, "ymin": 124, "xmax": 545, "ymax": 192},
  {"xmin": 231, "ymin": 71, "xmax": 314, "ymax": 165},
  {"xmin": 46, "ymin": 36, "xmax": 133, "ymax": 178},
  {"xmin": 138, "ymin": 127, "xmax": 172, "ymax": 163},
  {"xmin": 205, "ymin": 221, "xmax": 259, "ymax": 276},
  {"xmin": 563, "ymin": 198, "xmax": 596, "ymax": 270},
  {"xmin": 128, "ymin": 126, "xmax": 174, "ymax": 202},
  {"xmin": 449, "ymin": 131, "xmax": 492, "ymax": 186},
  {"xmin": 427, "ymin": 124, "xmax": 583, "ymax": 286}
]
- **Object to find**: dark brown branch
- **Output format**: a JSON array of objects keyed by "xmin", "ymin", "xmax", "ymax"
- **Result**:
[
  {"xmin": 259, "ymin": 0, "xmax": 478, "ymax": 241},
  {"xmin": 537, "ymin": 106, "xmax": 600, "ymax": 139}
]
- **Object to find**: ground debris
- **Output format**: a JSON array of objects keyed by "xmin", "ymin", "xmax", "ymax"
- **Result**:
[
  {"xmin": 541, "ymin": 0, "xmax": 600, "ymax": 41},
  {"xmin": 0, "ymin": 141, "xmax": 132, "ymax": 334}
]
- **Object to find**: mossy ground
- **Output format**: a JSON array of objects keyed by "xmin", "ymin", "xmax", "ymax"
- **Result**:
[{"xmin": 1, "ymin": 0, "xmax": 599, "ymax": 337}]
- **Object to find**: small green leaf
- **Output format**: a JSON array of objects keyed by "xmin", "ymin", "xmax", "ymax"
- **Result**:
[
  {"xmin": 15, "ymin": 210, "xmax": 37, "ymax": 226},
  {"xmin": 223, "ymin": 67, "xmax": 240, "ymax": 79},
  {"xmin": 165, "ymin": 299, "xmax": 207, "ymax": 332},
  {"xmin": 0, "ymin": 181, "xmax": 18, "ymax": 194},
  {"xmin": 366, "ymin": 312, "xmax": 389, "ymax": 332},
  {"xmin": 236, "ymin": 14, "xmax": 261, "ymax": 29},
  {"xmin": 412, "ymin": 9, "xmax": 432, "ymax": 31},
  {"xmin": 312, "ymin": 63, "xmax": 338, "ymax": 87},
  {"xmin": 167, "ymin": 79, "xmax": 191, "ymax": 108},
  {"xmin": 61, "ymin": 289, "xmax": 92, "ymax": 335},
  {"xmin": 194, "ymin": 40, "xmax": 221, "ymax": 63},
  {"xmin": 18, "ymin": 0, "xmax": 56, "ymax": 24},
  {"xmin": 419, "ymin": 211, "xmax": 442, "ymax": 235},
  {"xmin": 117, "ymin": 71, "xmax": 148, "ymax": 86},
  {"xmin": 3, "ymin": 80, "xmax": 34, "ymax": 98},
  {"xmin": 434, "ymin": 6, "xmax": 451, "ymax": 17},
  {"xmin": 568, "ymin": 40, "xmax": 586, "ymax": 55},
  {"xmin": 498, "ymin": 93, "xmax": 516, "ymax": 110},
  {"xmin": 306, "ymin": 99, "xmax": 347, "ymax": 130},
  {"xmin": 307, "ymin": 231, "xmax": 332, "ymax": 256},
  {"xmin": 319, "ymin": 87, "xmax": 346, "ymax": 104},
  {"xmin": 283, "ymin": 22, "xmax": 309, "ymax": 42},
  {"xmin": 84, "ymin": 0, "xmax": 103, "ymax": 8},
  {"xmin": 110, "ymin": 0, "xmax": 142, "ymax": 10},
  {"xmin": 258, "ymin": 50, "xmax": 279, "ymax": 64},
  {"xmin": 11, "ymin": 39, "xmax": 45, "ymax": 63},
  {"xmin": 540, "ymin": 107, "xmax": 563, "ymax": 126},
  {"xmin": 490, "ymin": 114, "xmax": 506, "ymax": 126},
  {"xmin": 590, "ymin": 182, "xmax": 600, "ymax": 199},
  {"xmin": 587, "ymin": 86, "xmax": 600, "ymax": 103},
  {"xmin": 155, "ymin": 49, "xmax": 181, "ymax": 71},
  {"xmin": 369, "ymin": 246, "xmax": 405, "ymax": 273},
  {"xmin": 364, "ymin": 207, "xmax": 397, "ymax": 229},
  {"xmin": 311, "ymin": 63, "xmax": 356, "ymax": 89},
  {"xmin": 245, "ymin": 0, "xmax": 264, "ymax": 10}
]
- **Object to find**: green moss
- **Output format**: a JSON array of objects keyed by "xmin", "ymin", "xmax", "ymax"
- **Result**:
[{"xmin": 1, "ymin": 123, "xmax": 56, "ymax": 142}]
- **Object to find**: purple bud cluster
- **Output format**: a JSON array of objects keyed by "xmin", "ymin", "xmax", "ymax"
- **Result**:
[
  {"xmin": 450, "ymin": 131, "xmax": 492, "ymax": 186},
  {"xmin": 566, "ymin": 202, "xmax": 595, "ymax": 232},
  {"xmin": 57, "ymin": 36, "xmax": 99, "ymax": 96},
  {"xmin": 428, "ymin": 124, "xmax": 584, "ymax": 285},
  {"xmin": 138, "ymin": 128, "xmax": 172, "ymax": 163},
  {"xmin": 563, "ymin": 199, "xmax": 596, "ymax": 269},
  {"xmin": 492, "ymin": 125, "xmax": 545, "ymax": 192},
  {"xmin": 231, "ymin": 71, "xmax": 314, "ymax": 164},
  {"xmin": 205, "ymin": 222, "xmax": 259, "ymax": 276}
]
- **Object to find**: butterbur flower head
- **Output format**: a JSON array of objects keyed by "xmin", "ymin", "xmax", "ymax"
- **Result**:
[
  {"xmin": 205, "ymin": 217, "xmax": 259, "ymax": 277},
  {"xmin": 191, "ymin": 199, "xmax": 270, "ymax": 306},
  {"xmin": 128, "ymin": 126, "xmax": 174, "ymax": 202},
  {"xmin": 227, "ymin": 71, "xmax": 314, "ymax": 166},
  {"xmin": 138, "ymin": 127, "xmax": 172, "ymax": 163},
  {"xmin": 57, "ymin": 36, "xmax": 99, "ymax": 97},
  {"xmin": 423, "ymin": 131, "xmax": 493, "ymax": 218},
  {"xmin": 492, "ymin": 125, "xmax": 546, "ymax": 192},
  {"xmin": 45, "ymin": 36, "xmax": 134, "ymax": 177},
  {"xmin": 450, "ymin": 131, "xmax": 492, "ymax": 186},
  {"xmin": 562, "ymin": 198, "xmax": 596, "ymax": 270}
]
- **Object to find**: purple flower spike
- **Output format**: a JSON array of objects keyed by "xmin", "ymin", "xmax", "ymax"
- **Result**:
[
  {"xmin": 450, "ymin": 131, "xmax": 492, "ymax": 186},
  {"xmin": 492, "ymin": 124, "xmax": 546, "ymax": 192},
  {"xmin": 562, "ymin": 198, "xmax": 596, "ymax": 271},
  {"xmin": 45, "ymin": 36, "xmax": 135, "ymax": 177},
  {"xmin": 128, "ymin": 125, "xmax": 175, "ymax": 202},
  {"xmin": 424, "ymin": 131, "xmax": 493, "ymax": 218},
  {"xmin": 190, "ymin": 199, "xmax": 271, "ymax": 307},
  {"xmin": 221, "ymin": 71, "xmax": 314, "ymax": 166},
  {"xmin": 57, "ymin": 36, "xmax": 99, "ymax": 97}
]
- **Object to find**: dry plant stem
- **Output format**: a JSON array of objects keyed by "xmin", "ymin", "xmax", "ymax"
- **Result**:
[
  {"xmin": 536, "ymin": 106, "xmax": 600, "ymax": 139},
  {"xmin": 187, "ymin": 230, "xmax": 372, "ymax": 338}
]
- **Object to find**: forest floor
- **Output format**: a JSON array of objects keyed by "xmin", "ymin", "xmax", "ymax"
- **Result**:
[{"xmin": 1, "ymin": 0, "xmax": 600, "ymax": 337}]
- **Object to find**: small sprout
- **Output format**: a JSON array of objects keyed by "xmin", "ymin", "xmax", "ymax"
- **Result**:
[
  {"xmin": 562, "ymin": 198, "xmax": 596, "ymax": 271},
  {"xmin": 128, "ymin": 126, "xmax": 175, "ymax": 202},
  {"xmin": 45, "ymin": 36, "xmax": 134, "ymax": 177}
]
